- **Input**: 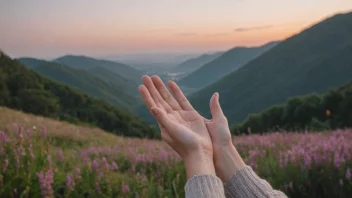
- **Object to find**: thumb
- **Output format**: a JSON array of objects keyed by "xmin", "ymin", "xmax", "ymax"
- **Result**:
[
  {"xmin": 151, "ymin": 107, "xmax": 173, "ymax": 128},
  {"xmin": 210, "ymin": 92, "xmax": 226, "ymax": 121}
]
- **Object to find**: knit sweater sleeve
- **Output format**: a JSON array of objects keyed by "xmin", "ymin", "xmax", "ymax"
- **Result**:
[
  {"xmin": 224, "ymin": 166, "xmax": 287, "ymax": 198},
  {"xmin": 185, "ymin": 175, "xmax": 225, "ymax": 198}
]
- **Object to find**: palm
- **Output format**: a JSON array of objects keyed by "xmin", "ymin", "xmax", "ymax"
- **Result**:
[
  {"xmin": 160, "ymin": 109, "xmax": 209, "ymax": 147},
  {"xmin": 139, "ymin": 76, "xmax": 212, "ymax": 156}
]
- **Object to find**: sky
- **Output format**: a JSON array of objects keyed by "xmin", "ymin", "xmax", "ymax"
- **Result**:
[{"xmin": 1, "ymin": 0, "xmax": 352, "ymax": 59}]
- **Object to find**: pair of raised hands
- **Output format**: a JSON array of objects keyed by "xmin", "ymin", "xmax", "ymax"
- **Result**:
[{"xmin": 139, "ymin": 75, "xmax": 245, "ymax": 181}]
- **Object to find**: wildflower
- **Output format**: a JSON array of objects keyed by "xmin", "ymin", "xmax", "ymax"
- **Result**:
[
  {"xmin": 18, "ymin": 124, "xmax": 24, "ymax": 141},
  {"xmin": 339, "ymin": 179, "xmax": 343, "ymax": 187},
  {"xmin": 57, "ymin": 149, "xmax": 64, "ymax": 162},
  {"xmin": 289, "ymin": 181, "xmax": 293, "ymax": 190},
  {"xmin": 91, "ymin": 159, "xmax": 99, "ymax": 172},
  {"xmin": 95, "ymin": 182, "xmax": 102, "ymax": 194},
  {"xmin": 303, "ymin": 152, "xmax": 311, "ymax": 169},
  {"xmin": 47, "ymin": 155, "xmax": 53, "ymax": 168},
  {"xmin": 101, "ymin": 157, "xmax": 109, "ymax": 171},
  {"xmin": 121, "ymin": 182, "xmax": 130, "ymax": 194},
  {"xmin": 75, "ymin": 168, "xmax": 81, "ymax": 180},
  {"xmin": 346, "ymin": 167, "xmax": 351, "ymax": 180},
  {"xmin": 28, "ymin": 143, "xmax": 34, "ymax": 159},
  {"xmin": 37, "ymin": 169, "xmax": 54, "ymax": 197},
  {"xmin": 0, "ymin": 130, "xmax": 9, "ymax": 143},
  {"xmin": 111, "ymin": 161, "xmax": 118, "ymax": 171},
  {"xmin": 26, "ymin": 128, "xmax": 32, "ymax": 138},
  {"xmin": 66, "ymin": 173, "xmax": 75, "ymax": 190},
  {"xmin": 2, "ymin": 157, "xmax": 9, "ymax": 172},
  {"xmin": 42, "ymin": 125, "xmax": 47, "ymax": 137},
  {"xmin": 0, "ymin": 131, "xmax": 9, "ymax": 155}
]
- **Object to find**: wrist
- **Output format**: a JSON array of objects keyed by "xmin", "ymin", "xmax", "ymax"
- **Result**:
[
  {"xmin": 214, "ymin": 144, "xmax": 246, "ymax": 182},
  {"xmin": 183, "ymin": 150, "xmax": 216, "ymax": 179}
]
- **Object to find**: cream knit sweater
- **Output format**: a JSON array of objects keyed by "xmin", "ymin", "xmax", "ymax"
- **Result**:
[{"xmin": 185, "ymin": 166, "xmax": 287, "ymax": 198}]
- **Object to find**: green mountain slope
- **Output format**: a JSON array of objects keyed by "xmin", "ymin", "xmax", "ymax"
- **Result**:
[
  {"xmin": 1, "ymin": 52, "xmax": 156, "ymax": 138},
  {"xmin": 54, "ymin": 55, "xmax": 142, "ymax": 82},
  {"xmin": 18, "ymin": 58, "xmax": 138, "ymax": 109},
  {"xmin": 173, "ymin": 52, "xmax": 223, "ymax": 73},
  {"xmin": 189, "ymin": 12, "xmax": 352, "ymax": 124},
  {"xmin": 178, "ymin": 41, "xmax": 278, "ymax": 89}
]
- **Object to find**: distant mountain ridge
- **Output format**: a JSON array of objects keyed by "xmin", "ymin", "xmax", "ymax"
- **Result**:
[
  {"xmin": 54, "ymin": 55, "xmax": 142, "ymax": 82},
  {"xmin": 189, "ymin": 12, "xmax": 352, "ymax": 124},
  {"xmin": 18, "ymin": 58, "xmax": 139, "ymax": 109},
  {"xmin": 178, "ymin": 41, "xmax": 279, "ymax": 89},
  {"xmin": 173, "ymin": 51, "xmax": 223, "ymax": 73}
]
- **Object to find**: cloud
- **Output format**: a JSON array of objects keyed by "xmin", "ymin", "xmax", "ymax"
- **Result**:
[
  {"xmin": 233, "ymin": 25, "xmax": 274, "ymax": 32},
  {"xmin": 142, "ymin": 28, "xmax": 173, "ymax": 33},
  {"xmin": 175, "ymin": 32, "xmax": 199, "ymax": 37},
  {"xmin": 204, "ymin": 33, "xmax": 229, "ymax": 37}
]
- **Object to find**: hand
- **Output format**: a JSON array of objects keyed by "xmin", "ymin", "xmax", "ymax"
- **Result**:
[
  {"xmin": 204, "ymin": 93, "xmax": 246, "ymax": 182},
  {"xmin": 139, "ymin": 75, "xmax": 215, "ymax": 178}
]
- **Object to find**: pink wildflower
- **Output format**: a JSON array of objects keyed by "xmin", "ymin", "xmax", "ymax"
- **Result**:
[
  {"xmin": 121, "ymin": 182, "xmax": 130, "ymax": 194},
  {"xmin": 57, "ymin": 149, "xmax": 64, "ymax": 162},
  {"xmin": 95, "ymin": 182, "xmax": 102, "ymax": 194},
  {"xmin": 66, "ymin": 173, "xmax": 75, "ymax": 190},
  {"xmin": 37, "ymin": 168, "xmax": 54, "ymax": 197}
]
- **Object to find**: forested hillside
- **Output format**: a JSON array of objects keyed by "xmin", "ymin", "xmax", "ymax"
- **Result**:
[
  {"xmin": 190, "ymin": 12, "xmax": 352, "ymax": 124},
  {"xmin": 0, "ymin": 51, "xmax": 157, "ymax": 138},
  {"xmin": 18, "ymin": 58, "xmax": 138, "ymax": 109},
  {"xmin": 231, "ymin": 81, "xmax": 352, "ymax": 134}
]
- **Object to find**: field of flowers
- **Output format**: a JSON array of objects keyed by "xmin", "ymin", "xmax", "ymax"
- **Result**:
[{"xmin": 0, "ymin": 106, "xmax": 351, "ymax": 198}]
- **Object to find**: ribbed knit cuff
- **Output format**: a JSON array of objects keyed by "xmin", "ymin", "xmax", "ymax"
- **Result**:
[
  {"xmin": 185, "ymin": 175, "xmax": 225, "ymax": 198},
  {"xmin": 224, "ymin": 166, "xmax": 287, "ymax": 198}
]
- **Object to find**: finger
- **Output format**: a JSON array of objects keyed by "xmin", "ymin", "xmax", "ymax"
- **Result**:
[
  {"xmin": 142, "ymin": 75, "xmax": 173, "ymax": 113},
  {"xmin": 151, "ymin": 75, "xmax": 182, "ymax": 111},
  {"xmin": 138, "ymin": 85, "xmax": 157, "ymax": 112},
  {"xmin": 168, "ymin": 81, "xmax": 194, "ymax": 111},
  {"xmin": 210, "ymin": 92, "xmax": 226, "ymax": 120},
  {"xmin": 151, "ymin": 107, "xmax": 174, "ymax": 129}
]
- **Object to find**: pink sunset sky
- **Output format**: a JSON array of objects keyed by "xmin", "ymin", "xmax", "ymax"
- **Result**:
[{"xmin": 1, "ymin": 0, "xmax": 352, "ymax": 58}]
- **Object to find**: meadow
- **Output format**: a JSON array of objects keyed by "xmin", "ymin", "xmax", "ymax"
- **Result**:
[{"xmin": 0, "ymin": 106, "xmax": 351, "ymax": 198}]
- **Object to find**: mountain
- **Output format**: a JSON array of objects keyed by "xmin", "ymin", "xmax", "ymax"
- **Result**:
[
  {"xmin": 18, "ymin": 58, "xmax": 139, "ymax": 109},
  {"xmin": 54, "ymin": 55, "xmax": 142, "ymax": 82},
  {"xmin": 0, "ymin": 52, "xmax": 156, "ymax": 138},
  {"xmin": 178, "ymin": 41, "xmax": 279, "ymax": 89},
  {"xmin": 15, "ymin": 57, "xmax": 48, "ymax": 69},
  {"xmin": 189, "ymin": 12, "xmax": 352, "ymax": 124},
  {"xmin": 173, "ymin": 52, "xmax": 223, "ymax": 73}
]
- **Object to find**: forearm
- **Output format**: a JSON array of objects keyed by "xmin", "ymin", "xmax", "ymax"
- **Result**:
[
  {"xmin": 214, "ymin": 144, "xmax": 246, "ymax": 182},
  {"xmin": 184, "ymin": 150, "xmax": 216, "ymax": 179},
  {"xmin": 184, "ymin": 150, "xmax": 226, "ymax": 198}
]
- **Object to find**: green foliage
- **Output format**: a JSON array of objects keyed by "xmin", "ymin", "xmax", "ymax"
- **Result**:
[
  {"xmin": 0, "ymin": 52, "xmax": 157, "ymax": 138},
  {"xmin": 178, "ymin": 41, "xmax": 278, "ymax": 89},
  {"xmin": 231, "ymin": 82, "xmax": 352, "ymax": 134},
  {"xmin": 190, "ymin": 12, "xmax": 352, "ymax": 125}
]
